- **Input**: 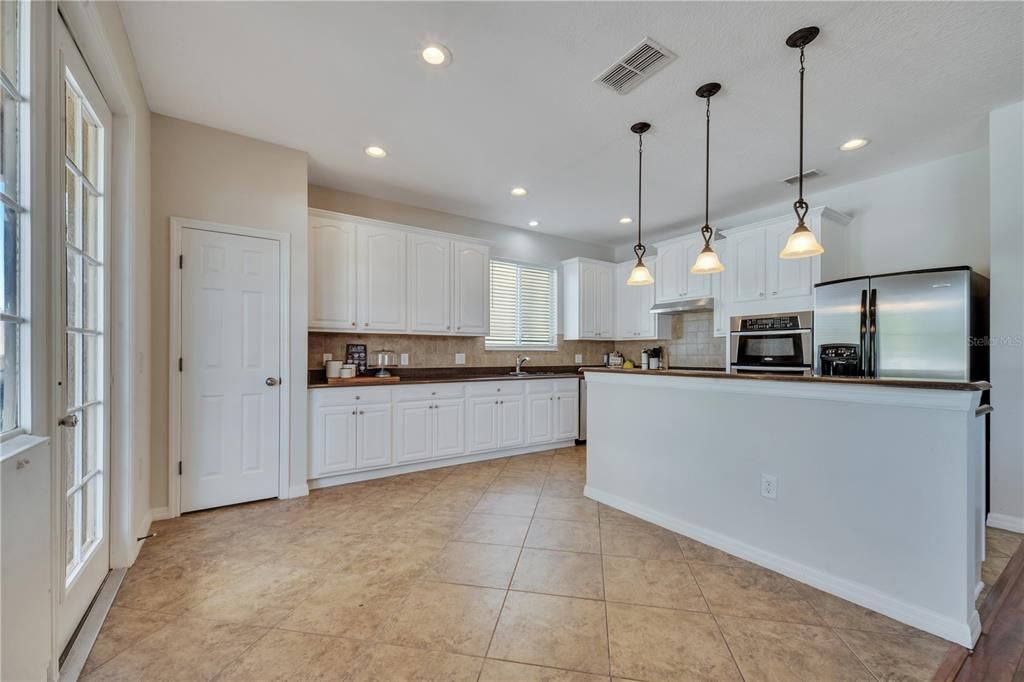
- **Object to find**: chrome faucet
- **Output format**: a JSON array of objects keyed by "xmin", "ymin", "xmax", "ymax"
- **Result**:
[{"xmin": 515, "ymin": 354, "xmax": 530, "ymax": 373}]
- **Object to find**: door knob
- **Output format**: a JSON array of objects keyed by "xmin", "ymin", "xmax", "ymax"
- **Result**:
[
  {"xmin": 58, "ymin": 414, "xmax": 79, "ymax": 427},
  {"xmin": 266, "ymin": 377, "xmax": 281, "ymax": 386}
]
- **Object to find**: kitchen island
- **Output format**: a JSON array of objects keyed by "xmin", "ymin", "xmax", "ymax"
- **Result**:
[{"xmin": 584, "ymin": 368, "xmax": 988, "ymax": 647}]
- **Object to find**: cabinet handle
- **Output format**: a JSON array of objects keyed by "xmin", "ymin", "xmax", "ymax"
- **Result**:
[
  {"xmin": 364, "ymin": 322, "xmax": 369, "ymax": 327},
  {"xmin": 772, "ymin": 291, "xmax": 777, "ymax": 295},
  {"xmin": 446, "ymin": 326, "xmax": 450, "ymax": 330},
  {"xmin": 495, "ymin": 400, "xmax": 499, "ymax": 405},
  {"xmin": 557, "ymin": 396, "xmax": 561, "ymax": 400},
  {"xmin": 457, "ymin": 326, "xmax": 461, "ymax": 330},
  {"xmin": 359, "ymin": 410, "xmax": 364, "ymax": 415},
  {"xmin": 351, "ymin": 410, "xmax": 357, "ymax": 415},
  {"xmin": 16, "ymin": 458, "xmax": 30, "ymax": 470},
  {"xmin": 351, "ymin": 322, "xmax": 356, "ymax": 327},
  {"xmin": 549, "ymin": 396, "xmax": 553, "ymax": 401}
]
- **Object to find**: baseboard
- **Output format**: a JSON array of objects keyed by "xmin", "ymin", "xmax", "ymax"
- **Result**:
[
  {"xmin": 309, "ymin": 440, "xmax": 575, "ymax": 491},
  {"xmin": 987, "ymin": 513, "xmax": 1024, "ymax": 533},
  {"xmin": 149, "ymin": 506, "xmax": 170, "ymax": 522},
  {"xmin": 288, "ymin": 483, "xmax": 310, "ymax": 499},
  {"xmin": 585, "ymin": 484, "xmax": 980, "ymax": 648},
  {"xmin": 59, "ymin": 568, "xmax": 127, "ymax": 681}
]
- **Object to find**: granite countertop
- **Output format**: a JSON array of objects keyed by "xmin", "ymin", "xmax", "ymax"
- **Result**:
[
  {"xmin": 308, "ymin": 365, "xmax": 582, "ymax": 388},
  {"xmin": 583, "ymin": 367, "xmax": 987, "ymax": 392}
]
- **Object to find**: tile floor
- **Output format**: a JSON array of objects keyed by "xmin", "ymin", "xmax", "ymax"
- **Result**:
[{"xmin": 83, "ymin": 445, "xmax": 1022, "ymax": 681}]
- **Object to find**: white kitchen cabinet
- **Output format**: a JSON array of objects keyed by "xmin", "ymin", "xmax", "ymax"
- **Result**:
[
  {"xmin": 467, "ymin": 396, "xmax": 501, "ymax": 452},
  {"xmin": 682, "ymin": 238, "xmax": 714, "ymax": 299},
  {"xmin": 357, "ymin": 223, "xmax": 407, "ymax": 331},
  {"xmin": 765, "ymin": 220, "xmax": 813, "ymax": 301},
  {"xmin": 498, "ymin": 396, "xmax": 525, "ymax": 449},
  {"xmin": 452, "ymin": 241, "xmax": 489, "ymax": 335},
  {"xmin": 527, "ymin": 379, "xmax": 579, "ymax": 443},
  {"xmin": 527, "ymin": 393, "xmax": 555, "ymax": 444},
  {"xmin": 309, "ymin": 215, "xmax": 357, "ymax": 331},
  {"xmin": 615, "ymin": 258, "xmax": 667, "ymax": 340},
  {"xmin": 728, "ymin": 229, "xmax": 767, "ymax": 304},
  {"xmin": 355, "ymin": 403, "xmax": 392, "ymax": 468},
  {"xmin": 313, "ymin": 405, "xmax": 359, "ymax": 474},
  {"xmin": 562, "ymin": 257, "xmax": 615, "ymax": 340},
  {"xmin": 553, "ymin": 389, "xmax": 579, "ymax": 440},
  {"xmin": 712, "ymin": 243, "xmax": 728, "ymax": 337},
  {"xmin": 654, "ymin": 233, "xmax": 714, "ymax": 302},
  {"xmin": 434, "ymin": 398, "xmax": 466, "ymax": 457},
  {"xmin": 394, "ymin": 397, "xmax": 465, "ymax": 464},
  {"xmin": 407, "ymin": 233, "xmax": 451, "ymax": 333},
  {"xmin": 309, "ymin": 388, "xmax": 393, "ymax": 477}
]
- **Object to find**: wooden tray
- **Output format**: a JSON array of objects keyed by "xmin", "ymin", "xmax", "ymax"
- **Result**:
[{"xmin": 326, "ymin": 375, "xmax": 400, "ymax": 386}]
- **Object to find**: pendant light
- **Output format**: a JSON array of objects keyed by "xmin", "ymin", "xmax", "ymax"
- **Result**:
[
  {"xmin": 626, "ymin": 121, "xmax": 654, "ymax": 286},
  {"xmin": 779, "ymin": 26, "xmax": 824, "ymax": 259},
  {"xmin": 691, "ymin": 82, "xmax": 725, "ymax": 274}
]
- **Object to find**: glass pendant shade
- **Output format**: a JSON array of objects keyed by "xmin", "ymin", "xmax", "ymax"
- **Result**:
[
  {"xmin": 779, "ymin": 223, "xmax": 824, "ymax": 259},
  {"xmin": 626, "ymin": 261, "xmax": 654, "ymax": 286},
  {"xmin": 691, "ymin": 244, "xmax": 725, "ymax": 274}
]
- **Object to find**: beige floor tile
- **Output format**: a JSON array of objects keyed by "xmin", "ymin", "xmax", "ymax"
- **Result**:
[
  {"xmin": 606, "ymin": 602, "xmax": 741, "ymax": 682},
  {"xmin": 416, "ymin": 489, "xmax": 486, "ymax": 514},
  {"xmin": 474, "ymin": 492, "xmax": 540, "ymax": 517},
  {"xmin": 454, "ymin": 513, "xmax": 532, "ymax": 546},
  {"xmin": 386, "ymin": 509, "xmax": 468, "ymax": 544},
  {"xmin": 526, "ymin": 518, "xmax": 602, "ymax": 554},
  {"xmin": 425, "ymin": 541, "xmax": 522, "ymax": 588},
  {"xmin": 717, "ymin": 615, "xmax": 874, "ymax": 682},
  {"xmin": 183, "ymin": 563, "xmax": 321, "ymax": 627},
  {"xmin": 347, "ymin": 642, "xmax": 484, "ymax": 681},
  {"xmin": 599, "ymin": 523, "xmax": 684, "ymax": 561},
  {"xmin": 535, "ymin": 497, "xmax": 599, "ymax": 523},
  {"xmin": 541, "ymin": 478, "xmax": 586, "ymax": 499},
  {"xmin": 82, "ymin": 607, "xmax": 175, "ymax": 675},
  {"xmin": 479, "ymin": 659, "xmax": 611, "ymax": 681},
  {"xmin": 675, "ymin": 535, "xmax": 750, "ymax": 567},
  {"xmin": 114, "ymin": 556, "xmax": 262, "ymax": 614},
  {"xmin": 799, "ymin": 585, "xmax": 923, "ymax": 636},
  {"xmin": 511, "ymin": 548, "xmax": 605, "ymax": 599},
  {"xmin": 835, "ymin": 628, "xmax": 949, "ymax": 682},
  {"xmin": 278, "ymin": 572, "xmax": 413, "ymax": 639},
  {"xmin": 381, "ymin": 581, "xmax": 505, "ymax": 656},
  {"xmin": 985, "ymin": 526, "xmax": 1023, "ymax": 557},
  {"xmin": 597, "ymin": 505, "xmax": 652, "ymax": 528},
  {"xmin": 689, "ymin": 562, "xmax": 822, "ymax": 625},
  {"xmin": 81, "ymin": 617, "xmax": 265, "ymax": 681},
  {"xmin": 216, "ymin": 629, "xmax": 365, "ymax": 681},
  {"xmin": 351, "ymin": 536, "xmax": 447, "ymax": 584},
  {"xmin": 489, "ymin": 591, "xmax": 609, "ymax": 675},
  {"xmin": 489, "ymin": 475, "xmax": 546, "ymax": 495},
  {"xmin": 982, "ymin": 552, "xmax": 1010, "ymax": 586},
  {"xmin": 603, "ymin": 556, "xmax": 707, "ymax": 612}
]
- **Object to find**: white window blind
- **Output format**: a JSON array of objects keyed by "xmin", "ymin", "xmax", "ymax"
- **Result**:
[{"xmin": 486, "ymin": 260, "xmax": 556, "ymax": 349}]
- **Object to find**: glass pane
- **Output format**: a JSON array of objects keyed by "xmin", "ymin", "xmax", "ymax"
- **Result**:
[
  {"xmin": 83, "ymin": 261, "xmax": 100, "ymax": 330},
  {"xmin": 0, "ymin": 0, "xmax": 18, "ymax": 87},
  {"xmin": 66, "ymin": 249, "xmax": 82, "ymax": 327},
  {"xmin": 83, "ymin": 333, "xmax": 98, "ymax": 403},
  {"xmin": 83, "ymin": 476, "xmax": 99, "ymax": 549},
  {"xmin": 81, "ymin": 404, "xmax": 101, "ymax": 476},
  {"xmin": 1, "ymin": 203, "xmax": 15, "ymax": 315},
  {"xmin": 0, "ymin": 87, "xmax": 18, "ymax": 200},
  {"xmin": 83, "ymin": 190, "xmax": 99, "ymax": 259},
  {"xmin": 0, "ymin": 319, "xmax": 17, "ymax": 432},
  {"xmin": 65, "ymin": 167, "xmax": 80, "ymax": 248},
  {"xmin": 65, "ymin": 82, "xmax": 78, "ymax": 165},
  {"xmin": 66, "ymin": 332, "xmax": 81, "ymax": 409},
  {"xmin": 62, "ymin": 414, "xmax": 77, "ymax": 492},
  {"xmin": 65, "ymin": 494, "xmax": 78, "ymax": 575},
  {"xmin": 83, "ymin": 117, "xmax": 98, "ymax": 186}
]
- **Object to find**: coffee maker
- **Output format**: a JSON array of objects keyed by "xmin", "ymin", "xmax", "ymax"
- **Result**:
[{"xmin": 819, "ymin": 344, "xmax": 861, "ymax": 377}]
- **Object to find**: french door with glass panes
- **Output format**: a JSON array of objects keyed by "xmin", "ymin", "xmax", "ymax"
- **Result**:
[{"xmin": 57, "ymin": 23, "xmax": 112, "ymax": 649}]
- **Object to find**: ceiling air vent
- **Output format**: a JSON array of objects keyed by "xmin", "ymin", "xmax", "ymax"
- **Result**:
[
  {"xmin": 780, "ymin": 169, "xmax": 822, "ymax": 185},
  {"xmin": 595, "ymin": 38, "xmax": 676, "ymax": 95}
]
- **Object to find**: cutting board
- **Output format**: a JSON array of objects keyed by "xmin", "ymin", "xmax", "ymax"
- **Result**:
[{"xmin": 326, "ymin": 375, "xmax": 400, "ymax": 386}]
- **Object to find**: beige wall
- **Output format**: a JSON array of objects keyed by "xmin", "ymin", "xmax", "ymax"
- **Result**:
[{"xmin": 150, "ymin": 115, "xmax": 309, "ymax": 507}]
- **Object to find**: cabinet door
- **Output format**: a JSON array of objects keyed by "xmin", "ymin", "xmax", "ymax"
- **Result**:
[
  {"xmin": 311, "ymin": 404, "xmax": 358, "ymax": 476},
  {"xmin": 357, "ymin": 224, "xmax": 407, "ymax": 331},
  {"xmin": 309, "ymin": 218, "xmax": 357, "ymax": 330},
  {"xmin": 635, "ymin": 258, "xmax": 658, "ymax": 338},
  {"xmin": 452, "ymin": 241, "xmax": 489, "ymax": 335},
  {"xmin": 683, "ymin": 237, "xmax": 713, "ymax": 299},
  {"xmin": 730, "ymin": 229, "xmax": 767, "ymax": 303},
  {"xmin": 433, "ymin": 398, "xmax": 466, "ymax": 458},
  {"xmin": 765, "ymin": 221, "xmax": 813, "ymax": 301},
  {"xmin": 498, "ymin": 396, "xmax": 525, "ymax": 449},
  {"xmin": 553, "ymin": 391, "xmax": 579, "ymax": 440},
  {"xmin": 596, "ymin": 265, "xmax": 615, "ymax": 337},
  {"xmin": 655, "ymin": 241, "xmax": 683, "ymax": 302},
  {"xmin": 393, "ymin": 401, "xmax": 433, "ymax": 464},
  {"xmin": 526, "ymin": 393, "xmax": 554, "ymax": 444},
  {"xmin": 356, "ymin": 403, "xmax": 392, "ymax": 468},
  {"xmin": 466, "ymin": 397, "xmax": 500, "ymax": 452},
  {"xmin": 579, "ymin": 263, "xmax": 600, "ymax": 338},
  {"xmin": 407, "ymin": 234, "xmax": 451, "ymax": 333}
]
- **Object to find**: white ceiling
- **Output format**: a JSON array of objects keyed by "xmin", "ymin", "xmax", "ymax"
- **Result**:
[{"xmin": 120, "ymin": 1, "xmax": 1022, "ymax": 246}]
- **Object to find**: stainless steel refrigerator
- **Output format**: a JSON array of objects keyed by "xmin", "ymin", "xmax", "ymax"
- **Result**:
[{"xmin": 813, "ymin": 266, "xmax": 989, "ymax": 381}]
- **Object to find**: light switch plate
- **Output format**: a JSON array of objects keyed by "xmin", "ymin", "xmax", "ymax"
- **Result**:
[
  {"xmin": 400, "ymin": 353, "xmax": 409, "ymax": 366},
  {"xmin": 322, "ymin": 353, "xmax": 332, "ymax": 365},
  {"xmin": 574, "ymin": 353, "xmax": 583, "ymax": 364},
  {"xmin": 455, "ymin": 353, "xmax": 466, "ymax": 365}
]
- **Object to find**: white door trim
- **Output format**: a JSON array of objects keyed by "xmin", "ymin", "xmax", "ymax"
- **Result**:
[{"xmin": 168, "ymin": 217, "xmax": 292, "ymax": 518}]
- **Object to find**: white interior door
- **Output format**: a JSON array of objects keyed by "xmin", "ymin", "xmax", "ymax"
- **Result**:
[
  {"xmin": 179, "ymin": 228, "xmax": 281, "ymax": 512},
  {"xmin": 57, "ymin": 23, "xmax": 113, "ymax": 650}
]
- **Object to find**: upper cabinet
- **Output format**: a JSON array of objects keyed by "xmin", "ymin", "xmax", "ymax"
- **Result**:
[
  {"xmin": 615, "ymin": 258, "xmax": 667, "ymax": 340},
  {"xmin": 308, "ymin": 209, "xmax": 490, "ymax": 335},
  {"xmin": 562, "ymin": 258, "xmax": 615, "ymax": 340},
  {"xmin": 654, "ymin": 233, "xmax": 714, "ymax": 303}
]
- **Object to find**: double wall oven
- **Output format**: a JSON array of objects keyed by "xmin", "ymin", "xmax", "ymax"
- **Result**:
[{"xmin": 730, "ymin": 312, "xmax": 813, "ymax": 375}]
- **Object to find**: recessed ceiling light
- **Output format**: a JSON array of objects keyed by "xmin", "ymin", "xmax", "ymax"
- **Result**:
[
  {"xmin": 510, "ymin": 187, "xmax": 528, "ymax": 197},
  {"xmin": 528, "ymin": 220, "xmax": 539, "ymax": 227},
  {"xmin": 839, "ymin": 138, "xmax": 869, "ymax": 152},
  {"xmin": 364, "ymin": 146, "xmax": 387, "ymax": 158},
  {"xmin": 421, "ymin": 44, "xmax": 451, "ymax": 66},
  {"xmin": 619, "ymin": 217, "xmax": 633, "ymax": 224}
]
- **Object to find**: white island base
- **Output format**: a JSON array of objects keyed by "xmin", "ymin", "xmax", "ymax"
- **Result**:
[{"xmin": 584, "ymin": 369, "xmax": 987, "ymax": 647}]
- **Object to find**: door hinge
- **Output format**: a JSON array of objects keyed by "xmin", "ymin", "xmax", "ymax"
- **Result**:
[
  {"xmin": 179, "ymin": 254, "xmax": 183, "ymax": 269},
  {"xmin": 178, "ymin": 357, "xmax": 183, "ymax": 372},
  {"xmin": 178, "ymin": 461, "xmax": 182, "ymax": 476}
]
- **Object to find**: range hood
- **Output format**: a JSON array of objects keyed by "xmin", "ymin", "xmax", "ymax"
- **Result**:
[{"xmin": 649, "ymin": 298, "xmax": 714, "ymax": 314}]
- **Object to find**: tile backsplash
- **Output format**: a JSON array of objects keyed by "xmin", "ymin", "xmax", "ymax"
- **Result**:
[{"xmin": 613, "ymin": 312, "xmax": 726, "ymax": 368}]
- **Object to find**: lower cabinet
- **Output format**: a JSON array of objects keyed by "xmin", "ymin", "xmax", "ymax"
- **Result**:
[{"xmin": 309, "ymin": 378, "xmax": 579, "ymax": 480}]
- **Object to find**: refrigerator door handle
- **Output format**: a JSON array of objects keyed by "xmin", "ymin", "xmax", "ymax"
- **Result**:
[
  {"xmin": 859, "ymin": 289, "xmax": 868, "ymax": 377},
  {"xmin": 868, "ymin": 288, "xmax": 878, "ymax": 378}
]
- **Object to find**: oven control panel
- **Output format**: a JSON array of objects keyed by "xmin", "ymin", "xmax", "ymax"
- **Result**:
[{"xmin": 739, "ymin": 315, "xmax": 802, "ymax": 332}]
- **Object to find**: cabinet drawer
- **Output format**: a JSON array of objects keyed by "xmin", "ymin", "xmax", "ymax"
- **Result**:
[
  {"xmin": 394, "ymin": 383, "xmax": 465, "ymax": 402},
  {"xmin": 525, "ymin": 380, "xmax": 556, "ymax": 395},
  {"xmin": 310, "ymin": 386, "xmax": 393, "ymax": 408},
  {"xmin": 553, "ymin": 378, "xmax": 579, "ymax": 394},
  {"xmin": 466, "ymin": 380, "xmax": 525, "ymax": 397}
]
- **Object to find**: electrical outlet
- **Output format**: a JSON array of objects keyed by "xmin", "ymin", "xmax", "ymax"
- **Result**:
[
  {"xmin": 761, "ymin": 473, "xmax": 778, "ymax": 500},
  {"xmin": 322, "ymin": 353, "xmax": 332, "ymax": 365},
  {"xmin": 400, "ymin": 353, "xmax": 409, "ymax": 366},
  {"xmin": 455, "ymin": 353, "xmax": 466, "ymax": 365},
  {"xmin": 575, "ymin": 353, "xmax": 583, "ymax": 363}
]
